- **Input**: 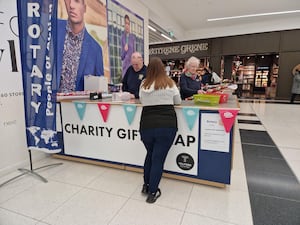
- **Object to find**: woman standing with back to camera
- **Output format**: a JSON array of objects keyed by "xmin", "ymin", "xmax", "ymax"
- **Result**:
[{"xmin": 139, "ymin": 57, "xmax": 182, "ymax": 203}]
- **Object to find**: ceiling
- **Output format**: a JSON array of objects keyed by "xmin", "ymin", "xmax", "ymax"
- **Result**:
[{"xmin": 139, "ymin": 0, "xmax": 300, "ymax": 44}]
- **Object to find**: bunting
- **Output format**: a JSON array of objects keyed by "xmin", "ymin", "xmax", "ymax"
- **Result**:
[
  {"xmin": 97, "ymin": 103, "xmax": 111, "ymax": 122},
  {"xmin": 218, "ymin": 109, "xmax": 239, "ymax": 133},
  {"xmin": 182, "ymin": 107, "xmax": 199, "ymax": 131},
  {"xmin": 123, "ymin": 104, "xmax": 137, "ymax": 125},
  {"xmin": 74, "ymin": 102, "xmax": 87, "ymax": 120}
]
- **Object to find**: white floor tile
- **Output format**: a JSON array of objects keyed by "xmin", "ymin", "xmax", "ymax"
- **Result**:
[
  {"xmin": 109, "ymin": 199, "xmax": 183, "ymax": 225},
  {"xmin": 0, "ymin": 208, "xmax": 39, "ymax": 225},
  {"xmin": 186, "ymin": 185, "xmax": 253, "ymax": 225},
  {"xmin": 49, "ymin": 161, "xmax": 108, "ymax": 186},
  {"xmin": 238, "ymin": 103, "xmax": 255, "ymax": 114},
  {"xmin": 232, "ymin": 142, "xmax": 245, "ymax": 171},
  {"xmin": 279, "ymin": 146, "xmax": 300, "ymax": 182},
  {"xmin": 229, "ymin": 168, "xmax": 248, "ymax": 192},
  {"xmin": 238, "ymin": 123, "xmax": 266, "ymax": 131},
  {"xmin": 286, "ymin": 160, "xmax": 300, "ymax": 183},
  {"xmin": 0, "ymin": 180, "xmax": 81, "ymax": 220},
  {"xmin": 42, "ymin": 188, "xmax": 127, "ymax": 225},
  {"xmin": 237, "ymin": 115, "xmax": 259, "ymax": 121},
  {"xmin": 87, "ymin": 168, "xmax": 142, "ymax": 197},
  {"xmin": 181, "ymin": 212, "xmax": 237, "ymax": 225},
  {"xmin": 0, "ymin": 172, "xmax": 39, "ymax": 204},
  {"xmin": 29, "ymin": 157, "xmax": 73, "ymax": 179},
  {"xmin": 143, "ymin": 178, "xmax": 193, "ymax": 210}
]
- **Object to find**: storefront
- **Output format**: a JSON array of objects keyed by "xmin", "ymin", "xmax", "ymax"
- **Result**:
[
  {"xmin": 150, "ymin": 29, "xmax": 300, "ymax": 100},
  {"xmin": 224, "ymin": 54, "xmax": 279, "ymax": 98}
]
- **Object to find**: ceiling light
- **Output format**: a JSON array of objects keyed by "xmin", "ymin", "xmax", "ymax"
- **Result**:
[
  {"xmin": 207, "ymin": 10, "xmax": 300, "ymax": 22},
  {"xmin": 160, "ymin": 33, "xmax": 173, "ymax": 41},
  {"xmin": 148, "ymin": 25, "xmax": 157, "ymax": 32}
]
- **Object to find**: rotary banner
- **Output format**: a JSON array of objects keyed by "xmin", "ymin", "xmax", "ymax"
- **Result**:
[{"xmin": 17, "ymin": 0, "xmax": 61, "ymax": 153}]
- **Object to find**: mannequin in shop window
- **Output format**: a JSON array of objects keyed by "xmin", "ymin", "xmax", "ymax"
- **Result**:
[{"xmin": 290, "ymin": 64, "xmax": 300, "ymax": 103}]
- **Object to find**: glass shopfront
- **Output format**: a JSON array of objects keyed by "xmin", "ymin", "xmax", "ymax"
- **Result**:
[{"xmin": 223, "ymin": 54, "xmax": 279, "ymax": 98}]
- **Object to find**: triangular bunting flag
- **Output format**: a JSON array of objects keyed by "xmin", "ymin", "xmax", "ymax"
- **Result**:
[
  {"xmin": 218, "ymin": 109, "xmax": 239, "ymax": 133},
  {"xmin": 182, "ymin": 107, "xmax": 199, "ymax": 131},
  {"xmin": 74, "ymin": 102, "xmax": 87, "ymax": 121},
  {"xmin": 97, "ymin": 103, "xmax": 111, "ymax": 122},
  {"xmin": 123, "ymin": 104, "xmax": 137, "ymax": 125}
]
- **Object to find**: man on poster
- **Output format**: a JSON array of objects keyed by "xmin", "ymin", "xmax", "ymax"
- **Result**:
[
  {"xmin": 57, "ymin": 0, "xmax": 104, "ymax": 92},
  {"xmin": 120, "ymin": 14, "xmax": 136, "ymax": 78}
]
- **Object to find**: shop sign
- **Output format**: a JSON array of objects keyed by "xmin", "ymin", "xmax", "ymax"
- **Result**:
[{"xmin": 149, "ymin": 41, "xmax": 209, "ymax": 59}]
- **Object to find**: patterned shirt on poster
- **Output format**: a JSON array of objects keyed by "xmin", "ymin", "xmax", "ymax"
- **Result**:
[{"xmin": 59, "ymin": 22, "xmax": 85, "ymax": 92}]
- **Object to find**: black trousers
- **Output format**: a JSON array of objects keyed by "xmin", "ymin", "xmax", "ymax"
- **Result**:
[{"xmin": 140, "ymin": 127, "xmax": 177, "ymax": 193}]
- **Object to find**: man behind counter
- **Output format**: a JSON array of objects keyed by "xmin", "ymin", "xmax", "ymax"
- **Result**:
[{"xmin": 122, "ymin": 52, "xmax": 147, "ymax": 98}]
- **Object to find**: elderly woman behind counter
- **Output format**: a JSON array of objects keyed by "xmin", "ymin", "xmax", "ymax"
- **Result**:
[{"xmin": 179, "ymin": 56, "xmax": 204, "ymax": 99}]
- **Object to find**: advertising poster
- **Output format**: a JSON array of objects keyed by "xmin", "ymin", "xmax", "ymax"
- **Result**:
[
  {"xmin": 107, "ymin": 0, "xmax": 144, "ymax": 83},
  {"xmin": 57, "ymin": 0, "xmax": 110, "ymax": 91},
  {"xmin": 0, "ymin": 0, "xmax": 28, "ymax": 169}
]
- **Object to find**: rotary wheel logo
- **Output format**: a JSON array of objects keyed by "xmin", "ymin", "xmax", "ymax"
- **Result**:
[{"xmin": 176, "ymin": 153, "xmax": 194, "ymax": 170}]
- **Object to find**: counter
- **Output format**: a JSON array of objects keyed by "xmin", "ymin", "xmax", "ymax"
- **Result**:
[{"xmin": 55, "ymin": 95, "xmax": 239, "ymax": 187}]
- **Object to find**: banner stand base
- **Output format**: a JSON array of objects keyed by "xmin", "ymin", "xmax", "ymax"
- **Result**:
[{"xmin": 0, "ymin": 150, "xmax": 63, "ymax": 188}]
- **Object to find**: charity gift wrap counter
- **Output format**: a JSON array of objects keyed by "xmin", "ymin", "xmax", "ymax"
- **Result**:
[{"xmin": 55, "ymin": 95, "xmax": 239, "ymax": 187}]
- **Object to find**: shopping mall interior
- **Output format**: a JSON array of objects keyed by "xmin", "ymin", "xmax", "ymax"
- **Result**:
[{"xmin": 0, "ymin": 1, "xmax": 300, "ymax": 225}]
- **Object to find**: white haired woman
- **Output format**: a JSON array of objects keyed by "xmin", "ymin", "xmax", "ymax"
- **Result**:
[{"xmin": 179, "ymin": 56, "xmax": 204, "ymax": 99}]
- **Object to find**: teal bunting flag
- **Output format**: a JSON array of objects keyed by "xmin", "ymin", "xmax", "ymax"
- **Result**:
[
  {"xmin": 74, "ymin": 102, "xmax": 87, "ymax": 121},
  {"xmin": 123, "ymin": 104, "xmax": 137, "ymax": 125},
  {"xmin": 182, "ymin": 107, "xmax": 199, "ymax": 131}
]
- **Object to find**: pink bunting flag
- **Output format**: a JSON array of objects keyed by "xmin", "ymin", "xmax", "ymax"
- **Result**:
[
  {"xmin": 97, "ymin": 103, "xmax": 111, "ymax": 122},
  {"xmin": 218, "ymin": 109, "xmax": 239, "ymax": 133}
]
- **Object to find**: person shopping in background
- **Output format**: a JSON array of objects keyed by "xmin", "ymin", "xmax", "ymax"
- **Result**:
[
  {"xmin": 208, "ymin": 66, "xmax": 222, "ymax": 84},
  {"xmin": 201, "ymin": 67, "xmax": 213, "ymax": 85},
  {"xmin": 179, "ymin": 56, "xmax": 204, "ymax": 99},
  {"xmin": 122, "ymin": 52, "xmax": 147, "ymax": 98},
  {"xmin": 57, "ymin": 0, "xmax": 104, "ymax": 92},
  {"xmin": 290, "ymin": 64, "xmax": 300, "ymax": 103},
  {"xmin": 139, "ymin": 57, "xmax": 181, "ymax": 203},
  {"xmin": 120, "ymin": 14, "xmax": 136, "ymax": 78}
]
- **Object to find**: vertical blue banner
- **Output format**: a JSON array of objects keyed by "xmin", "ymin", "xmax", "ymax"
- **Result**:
[{"xmin": 17, "ymin": 0, "xmax": 61, "ymax": 153}]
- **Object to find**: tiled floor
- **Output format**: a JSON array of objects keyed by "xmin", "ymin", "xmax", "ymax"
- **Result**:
[{"xmin": 0, "ymin": 100, "xmax": 299, "ymax": 225}]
